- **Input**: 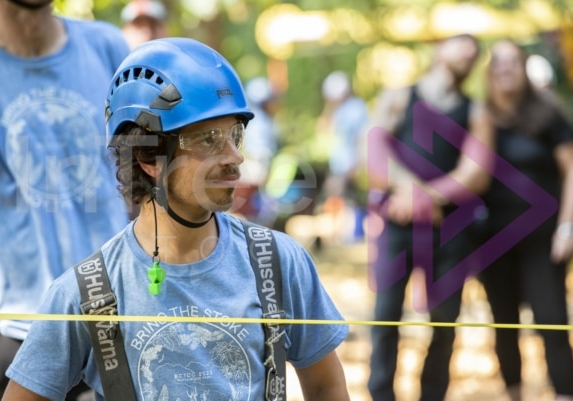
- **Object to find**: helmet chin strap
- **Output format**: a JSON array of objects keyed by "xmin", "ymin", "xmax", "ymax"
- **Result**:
[{"xmin": 151, "ymin": 136, "xmax": 214, "ymax": 229}]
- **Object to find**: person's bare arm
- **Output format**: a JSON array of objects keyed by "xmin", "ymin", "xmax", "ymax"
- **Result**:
[
  {"xmin": 426, "ymin": 101, "xmax": 495, "ymax": 205},
  {"xmin": 370, "ymin": 87, "xmax": 411, "ymax": 133},
  {"xmin": 295, "ymin": 350, "xmax": 350, "ymax": 401},
  {"xmin": 368, "ymin": 87, "xmax": 447, "ymax": 224},
  {"xmin": 2, "ymin": 380, "xmax": 49, "ymax": 401},
  {"xmin": 551, "ymin": 141, "xmax": 573, "ymax": 263},
  {"xmin": 368, "ymin": 86, "xmax": 420, "ymax": 191},
  {"xmin": 384, "ymin": 101, "xmax": 494, "ymax": 224},
  {"xmin": 368, "ymin": 87, "xmax": 445, "ymax": 224}
]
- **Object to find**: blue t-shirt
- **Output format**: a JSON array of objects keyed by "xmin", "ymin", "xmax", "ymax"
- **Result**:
[
  {"xmin": 483, "ymin": 111, "xmax": 573, "ymax": 236},
  {"xmin": 0, "ymin": 17, "xmax": 130, "ymax": 339},
  {"xmin": 7, "ymin": 213, "xmax": 349, "ymax": 401},
  {"xmin": 328, "ymin": 96, "xmax": 369, "ymax": 176}
]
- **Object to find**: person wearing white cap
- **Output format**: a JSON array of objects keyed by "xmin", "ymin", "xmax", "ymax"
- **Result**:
[
  {"xmin": 121, "ymin": 0, "xmax": 167, "ymax": 49},
  {"xmin": 317, "ymin": 71, "xmax": 369, "ymax": 243},
  {"xmin": 234, "ymin": 76, "xmax": 282, "ymax": 225}
]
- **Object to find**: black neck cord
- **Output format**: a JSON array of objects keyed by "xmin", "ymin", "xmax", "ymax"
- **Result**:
[
  {"xmin": 147, "ymin": 197, "xmax": 166, "ymax": 295},
  {"xmin": 150, "ymin": 198, "xmax": 159, "ymax": 261},
  {"xmin": 167, "ymin": 208, "xmax": 214, "ymax": 228}
]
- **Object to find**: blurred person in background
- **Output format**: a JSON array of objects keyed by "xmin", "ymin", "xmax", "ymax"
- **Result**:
[
  {"xmin": 0, "ymin": 0, "xmax": 130, "ymax": 399},
  {"xmin": 316, "ymin": 70, "xmax": 369, "ymax": 243},
  {"xmin": 234, "ymin": 76, "xmax": 282, "ymax": 226},
  {"xmin": 478, "ymin": 39, "xmax": 573, "ymax": 401},
  {"xmin": 121, "ymin": 0, "xmax": 167, "ymax": 49},
  {"xmin": 367, "ymin": 33, "xmax": 494, "ymax": 401},
  {"xmin": 527, "ymin": 53, "xmax": 556, "ymax": 92}
]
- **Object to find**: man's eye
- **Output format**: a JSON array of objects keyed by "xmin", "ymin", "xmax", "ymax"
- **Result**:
[{"xmin": 194, "ymin": 131, "xmax": 218, "ymax": 147}]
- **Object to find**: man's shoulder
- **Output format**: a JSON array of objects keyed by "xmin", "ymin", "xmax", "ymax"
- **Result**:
[
  {"xmin": 378, "ymin": 85, "xmax": 412, "ymax": 100},
  {"xmin": 375, "ymin": 85, "xmax": 413, "ymax": 110},
  {"xmin": 81, "ymin": 224, "xmax": 130, "ymax": 268},
  {"xmin": 62, "ymin": 17, "xmax": 128, "ymax": 51},
  {"xmin": 370, "ymin": 85, "xmax": 413, "ymax": 130},
  {"xmin": 64, "ymin": 17, "xmax": 122, "ymax": 36},
  {"xmin": 224, "ymin": 213, "xmax": 302, "ymax": 252}
]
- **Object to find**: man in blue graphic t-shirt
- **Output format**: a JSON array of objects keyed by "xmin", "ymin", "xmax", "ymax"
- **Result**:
[{"xmin": 3, "ymin": 38, "xmax": 350, "ymax": 401}]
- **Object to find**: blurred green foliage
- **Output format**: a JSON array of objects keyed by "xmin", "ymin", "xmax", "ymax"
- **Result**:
[{"xmin": 55, "ymin": 0, "xmax": 573, "ymax": 157}]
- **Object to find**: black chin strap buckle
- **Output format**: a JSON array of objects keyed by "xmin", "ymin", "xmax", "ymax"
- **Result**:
[{"xmin": 150, "ymin": 186, "xmax": 167, "ymax": 208}]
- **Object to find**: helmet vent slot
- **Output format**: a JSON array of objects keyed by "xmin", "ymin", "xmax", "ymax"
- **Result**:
[
  {"xmin": 110, "ymin": 67, "xmax": 169, "ymax": 96},
  {"xmin": 113, "ymin": 76, "xmax": 121, "ymax": 91}
]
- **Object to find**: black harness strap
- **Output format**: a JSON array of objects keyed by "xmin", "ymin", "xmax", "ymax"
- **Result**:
[
  {"xmin": 241, "ymin": 220, "xmax": 287, "ymax": 401},
  {"xmin": 73, "ymin": 250, "xmax": 137, "ymax": 401}
]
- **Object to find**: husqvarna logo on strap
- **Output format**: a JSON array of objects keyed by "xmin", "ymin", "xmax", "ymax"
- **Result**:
[
  {"xmin": 76, "ymin": 255, "xmax": 120, "ymax": 371},
  {"xmin": 247, "ymin": 226, "xmax": 273, "ymax": 242},
  {"xmin": 76, "ymin": 256, "xmax": 111, "ymax": 315},
  {"xmin": 77, "ymin": 257, "xmax": 103, "ymax": 275},
  {"xmin": 247, "ymin": 226, "xmax": 281, "ymax": 317}
]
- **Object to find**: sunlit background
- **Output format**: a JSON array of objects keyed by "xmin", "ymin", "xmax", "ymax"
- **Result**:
[
  {"xmin": 50, "ymin": 2, "xmax": 573, "ymax": 399},
  {"xmin": 54, "ymin": 0, "xmax": 573, "ymax": 155}
]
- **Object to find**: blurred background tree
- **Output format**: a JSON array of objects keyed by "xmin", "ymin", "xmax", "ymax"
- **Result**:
[{"xmin": 53, "ymin": 0, "xmax": 573, "ymax": 163}]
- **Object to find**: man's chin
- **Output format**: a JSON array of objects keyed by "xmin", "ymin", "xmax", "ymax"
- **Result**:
[
  {"xmin": 203, "ymin": 191, "xmax": 236, "ymax": 212},
  {"xmin": 210, "ymin": 202, "xmax": 234, "ymax": 212}
]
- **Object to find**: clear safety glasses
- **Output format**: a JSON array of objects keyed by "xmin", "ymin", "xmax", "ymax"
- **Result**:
[{"xmin": 178, "ymin": 122, "xmax": 245, "ymax": 156}]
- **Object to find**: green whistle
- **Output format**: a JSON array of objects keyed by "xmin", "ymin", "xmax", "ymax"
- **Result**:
[{"xmin": 148, "ymin": 261, "xmax": 166, "ymax": 295}]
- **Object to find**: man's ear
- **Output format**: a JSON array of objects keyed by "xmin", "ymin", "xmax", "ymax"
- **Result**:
[{"xmin": 138, "ymin": 159, "xmax": 160, "ymax": 179}]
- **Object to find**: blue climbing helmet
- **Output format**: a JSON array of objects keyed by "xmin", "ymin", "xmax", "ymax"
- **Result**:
[{"xmin": 105, "ymin": 37, "xmax": 254, "ymax": 142}]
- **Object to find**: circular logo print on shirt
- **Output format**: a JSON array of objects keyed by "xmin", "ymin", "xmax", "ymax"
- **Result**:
[
  {"xmin": 2, "ymin": 87, "xmax": 102, "ymax": 208},
  {"xmin": 138, "ymin": 322, "xmax": 252, "ymax": 401}
]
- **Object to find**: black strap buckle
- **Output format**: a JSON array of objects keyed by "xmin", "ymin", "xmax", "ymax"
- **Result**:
[
  {"xmin": 265, "ymin": 366, "xmax": 284, "ymax": 401},
  {"xmin": 80, "ymin": 292, "xmax": 117, "ymax": 315},
  {"xmin": 80, "ymin": 292, "xmax": 118, "ymax": 339}
]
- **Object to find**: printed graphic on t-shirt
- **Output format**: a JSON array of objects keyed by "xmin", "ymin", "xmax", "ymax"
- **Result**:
[
  {"xmin": 133, "ymin": 310, "xmax": 254, "ymax": 401},
  {"xmin": 1, "ymin": 87, "xmax": 102, "ymax": 210}
]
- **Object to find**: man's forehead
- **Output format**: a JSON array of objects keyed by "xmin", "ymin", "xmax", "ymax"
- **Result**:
[{"xmin": 178, "ymin": 116, "xmax": 239, "ymax": 132}]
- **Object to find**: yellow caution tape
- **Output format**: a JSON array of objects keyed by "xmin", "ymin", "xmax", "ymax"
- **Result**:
[{"xmin": 0, "ymin": 314, "xmax": 571, "ymax": 331}]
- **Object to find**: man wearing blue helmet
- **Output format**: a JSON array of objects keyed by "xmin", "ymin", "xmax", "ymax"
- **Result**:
[{"xmin": 3, "ymin": 38, "xmax": 350, "ymax": 401}]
